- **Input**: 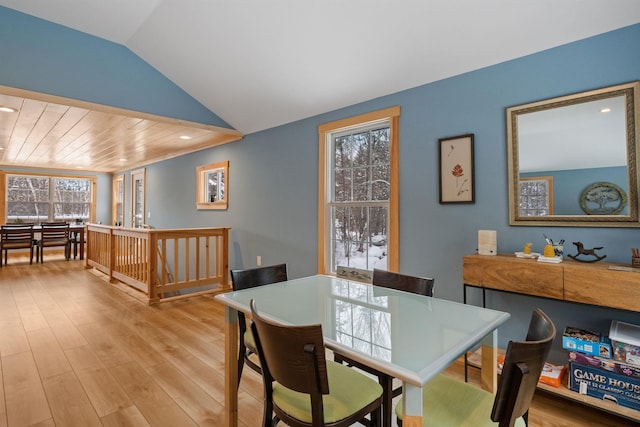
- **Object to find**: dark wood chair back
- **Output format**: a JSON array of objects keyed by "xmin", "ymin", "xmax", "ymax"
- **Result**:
[
  {"xmin": 372, "ymin": 268, "xmax": 434, "ymax": 296},
  {"xmin": 1, "ymin": 224, "xmax": 35, "ymax": 266},
  {"xmin": 250, "ymin": 300, "xmax": 335, "ymax": 426},
  {"xmin": 38, "ymin": 223, "xmax": 71, "ymax": 262},
  {"xmin": 230, "ymin": 263, "xmax": 288, "ymax": 291},
  {"xmin": 491, "ymin": 308, "xmax": 556, "ymax": 427},
  {"xmin": 230, "ymin": 263, "xmax": 288, "ymax": 383}
]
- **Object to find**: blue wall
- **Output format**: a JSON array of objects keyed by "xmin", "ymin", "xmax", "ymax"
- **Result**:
[
  {"xmin": 0, "ymin": 6, "xmax": 231, "ymax": 129},
  {"xmin": 2, "ymin": 5, "xmax": 639, "ymax": 361},
  {"xmin": 523, "ymin": 166, "xmax": 628, "ymax": 215},
  {"xmin": 142, "ymin": 24, "xmax": 640, "ymax": 361}
]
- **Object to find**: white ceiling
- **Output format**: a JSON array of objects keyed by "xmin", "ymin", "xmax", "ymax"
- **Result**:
[{"xmin": 1, "ymin": 1, "xmax": 639, "ymax": 135}]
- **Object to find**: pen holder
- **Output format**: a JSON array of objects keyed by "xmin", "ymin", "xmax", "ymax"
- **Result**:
[{"xmin": 553, "ymin": 244, "xmax": 564, "ymax": 258}]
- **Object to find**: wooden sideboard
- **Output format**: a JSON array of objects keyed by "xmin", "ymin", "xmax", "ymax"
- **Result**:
[
  {"xmin": 462, "ymin": 253, "xmax": 640, "ymax": 421},
  {"xmin": 463, "ymin": 253, "xmax": 640, "ymax": 312}
]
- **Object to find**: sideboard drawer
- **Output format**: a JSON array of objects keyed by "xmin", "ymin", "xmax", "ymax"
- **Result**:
[
  {"xmin": 463, "ymin": 255, "xmax": 564, "ymax": 299},
  {"xmin": 564, "ymin": 265, "xmax": 640, "ymax": 311}
]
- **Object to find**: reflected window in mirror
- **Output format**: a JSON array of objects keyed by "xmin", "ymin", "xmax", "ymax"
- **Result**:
[
  {"xmin": 197, "ymin": 161, "xmax": 228, "ymax": 210},
  {"xmin": 507, "ymin": 81, "xmax": 639, "ymax": 227},
  {"xmin": 519, "ymin": 177, "xmax": 553, "ymax": 216}
]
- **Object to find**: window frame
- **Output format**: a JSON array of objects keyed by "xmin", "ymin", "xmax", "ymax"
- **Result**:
[
  {"xmin": 317, "ymin": 106, "xmax": 400, "ymax": 275},
  {"xmin": 1, "ymin": 171, "xmax": 97, "ymax": 224},
  {"xmin": 196, "ymin": 160, "xmax": 229, "ymax": 210},
  {"xmin": 130, "ymin": 168, "xmax": 146, "ymax": 228},
  {"xmin": 519, "ymin": 176, "xmax": 554, "ymax": 216},
  {"xmin": 112, "ymin": 174, "xmax": 124, "ymax": 226}
]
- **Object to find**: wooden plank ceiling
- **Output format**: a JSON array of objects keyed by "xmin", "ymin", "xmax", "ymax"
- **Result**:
[{"xmin": 0, "ymin": 86, "xmax": 243, "ymax": 174}]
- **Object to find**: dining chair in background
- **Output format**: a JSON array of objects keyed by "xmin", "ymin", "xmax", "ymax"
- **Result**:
[
  {"xmin": 37, "ymin": 222, "xmax": 71, "ymax": 263},
  {"xmin": 0, "ymin": 224, "xmax": 35, "ymax": 266},
  {"xmin": 230, "ymin": 263, "xmax": 288, "ymax": 385},
  {"xmin": 334, "ymin": 268, "xmax": 435, "ymax": 427},
  {"xmin": 250, "ymin": 299, "xmax": 384, "ymax": 427},
  {"xmin": 396, "ymin": 308, "xmax": 556, "ymax": 427}
]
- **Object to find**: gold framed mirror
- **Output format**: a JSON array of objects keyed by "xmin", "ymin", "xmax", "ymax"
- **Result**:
[{"xmin": 507, "ymin": 81, "xmax": 639, "ymax": 227}]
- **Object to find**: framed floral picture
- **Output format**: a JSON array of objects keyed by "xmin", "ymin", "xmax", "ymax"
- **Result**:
[{"xmin": 438, "ymin": 134, "xmax": 475, "ymax": 204}]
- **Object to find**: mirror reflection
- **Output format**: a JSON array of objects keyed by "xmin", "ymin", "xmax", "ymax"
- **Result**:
[{"xmin": 507, "ymin": 82, "xmax": 639, "ymax": 227}]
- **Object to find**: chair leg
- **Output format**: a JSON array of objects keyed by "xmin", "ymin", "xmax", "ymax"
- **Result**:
[
  {"xmin": 380, "ymin": 374, "xmax": 393, "ymax": 427},
  {"xmin": 237, "ymin": 346, "xmax": 245, "ymax": 387},
  {"xmin": 372, "ymin": 403, "xmax": 382, "ymax": 427}
]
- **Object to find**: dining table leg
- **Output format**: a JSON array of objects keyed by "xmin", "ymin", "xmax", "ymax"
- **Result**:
[
  {"xmin": 480, "ymin": 329, "xmax": 499, "ymax": 393},
  {"xmin": 223, "ymin": 305, "xmax": 239, "ymax": 427},
  {"xmin": 400, "ymin": 383, "xmax": 423, "ymax": 427}
]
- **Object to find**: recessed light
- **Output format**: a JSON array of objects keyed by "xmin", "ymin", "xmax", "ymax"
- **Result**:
[
  {"xmin": 179, "ymin": 135, "xmax": 192, "ymax": 140},
  {"xmin": 600, "ymin": 107, "xmax": 612, "ymax": 113},
  {"xmin": 0, "ymin": 106, "xmax": 17, "ymax": 113}
]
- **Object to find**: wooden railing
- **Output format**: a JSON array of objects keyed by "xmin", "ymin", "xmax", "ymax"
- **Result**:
[{"xmin": 86, "ymin": 225, "xmax": 230, "ymax": 304}]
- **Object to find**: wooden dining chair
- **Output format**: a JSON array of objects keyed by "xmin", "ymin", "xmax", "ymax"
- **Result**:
[
  {"xmin": 37, "ymin": 222, "xmax": 71, "ymax": 262},
  {"xmin": 0, "ymin": 224, "xmax": 35, "ymax": 266},
  {"xmin": 230, "ymin": 263, "xmax": 288, "ymax": 385},
  {"xmin": 334, "ymin": 268, "xmax": 434, "ymax": 427},
  {"xmin": 250, "ymin": 299, "xmax": 384, "ymax": 427},
  {"xmin": 396, "ymin": 308, "xmax": 556, "ymax": 427}
]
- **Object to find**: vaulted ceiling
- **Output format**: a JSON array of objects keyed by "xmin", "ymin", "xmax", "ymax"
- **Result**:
[{"xmin": 0, "ymin": 1, "xmax": 639, "ymax": 173}]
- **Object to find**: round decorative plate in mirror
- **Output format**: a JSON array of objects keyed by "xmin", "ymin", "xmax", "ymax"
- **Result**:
[{"xmin": 579, "ymin": 182, "xmax": 627, "ymax": 215}]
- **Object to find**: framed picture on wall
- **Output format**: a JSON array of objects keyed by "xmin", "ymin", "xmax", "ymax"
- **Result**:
[{"xmin": 438, "ymin": 134, "xmax": 475, "ymax": 204}]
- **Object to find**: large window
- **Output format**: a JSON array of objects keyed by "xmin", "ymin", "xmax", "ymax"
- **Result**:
[
  {"xmin": 3, "ymin": 172, "xmax": 96, "ymax": 223},
  {"xmin": 318, "ymin": 107, "xmax": 399, "ymax": 274}
]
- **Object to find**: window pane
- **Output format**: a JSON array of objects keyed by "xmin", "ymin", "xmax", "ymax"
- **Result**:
[
  {"xmin": 6, "ymin": 175, "xmax": 92, "ymax": 223},
  {"xmin": 6, "ymin": 176, "xmax": 49, "ymax": 222},
  {"xmin": 54, "ymin": 178, "xmax": 91, "ymax": 221},
  {"xmin": 334, "ymin": 136, "xmax": 352, "ymax": 169},
  {"xmin": 350, "ymin": 132, "xmax": 370, "ymax": 167},
  {"xmin": 334, "ymin": 167, "xmax": 352, "ymax": 202},
  {"xmin": 331, "ymin": 206, "xmax": 388, "ymax": 271},
  {"xmin": 352, "ymin": 167, "xmax": 370, "ymax": 201}
]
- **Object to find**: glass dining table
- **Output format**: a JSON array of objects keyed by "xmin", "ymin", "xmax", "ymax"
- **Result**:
[{"xmin": 215, "ymin": 274, "xmax": 510, "ymax": 427}]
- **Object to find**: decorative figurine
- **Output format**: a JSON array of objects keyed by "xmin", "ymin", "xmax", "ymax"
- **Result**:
[
  {"xmin": 523, "ymin": 243, "xmax": 532, "ymax": 254},
  {"xmin": 543, "ymin": 244, "xmax": 556, "ymax": 258},
  {"xmin": 567, "ymin": 241, "xmax": 607, "ymax": 263}
]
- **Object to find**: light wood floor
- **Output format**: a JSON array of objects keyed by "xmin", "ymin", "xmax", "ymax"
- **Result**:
[{"xmin": 0, "ymin": 256, "xmax": 637, "ymax": 427}]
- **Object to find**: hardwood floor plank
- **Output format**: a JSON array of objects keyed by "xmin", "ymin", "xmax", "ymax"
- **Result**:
[
  {"xmin": 0, "ymin": 359, "xmax": 7, "ymax": 427},
  {"xmin": 41, "ymin": 371, "xmax": 102, "ymax": 427},
  {"xmin": 0, "ymin": 321, "xmax": 30, "ymax": 357},
  {"xmin": 145, "ymin": 361, "xmax": 224, "ymax": 426},
  {"xmin": 2, "ymin": 352, "xmax": 51, "ymax": 426},
  {"xmin": 73, "ymin": 366, "xmax": 133, "ymax": 417},
  {"xmin": 100, "ymin": 405, "xmax": 151, "ymax": 427},
  {"xmin": 26, "ymin": 327, "xmax": 73, "ymax": 379},
  {"xmin": 75, "ymin": 322, "xmax": 134, "ymax": 368},
  {"xmin": 109, "ymin": 361, "xmax": 198, "ymax": 427}
]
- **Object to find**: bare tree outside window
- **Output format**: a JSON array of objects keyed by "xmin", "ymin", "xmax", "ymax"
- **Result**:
[
  {"xmin": 6, "ymin": 175, "xmax": 92, "ymax": 223},
  {"xmin": 331, "ymin": 126, "xmax": 390, "ymax": 272}
]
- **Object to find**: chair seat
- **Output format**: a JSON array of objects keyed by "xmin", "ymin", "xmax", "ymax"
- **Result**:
[
  {"xmin": 274, "ymin": 360, "xmax": 383, "ymax": 424},
  {"xmin": 2, "ymin": 241, "xmax": 32, "ymax": 248},
  {"xmin": 395, "ymin": 374, "xmax": 526, "ymax": 427},
  {"xmin": 40, "ymin": 239, "xmax": 69, "ymax": 247}
]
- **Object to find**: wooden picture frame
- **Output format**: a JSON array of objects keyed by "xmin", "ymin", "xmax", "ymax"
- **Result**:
[
  {"xmin": 439, "ymin": 134, "xmax": 475, "ymax": 204},
  {"xmin": 196, "ymin": 160, "xmax": 228, "ymax": 210}
]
